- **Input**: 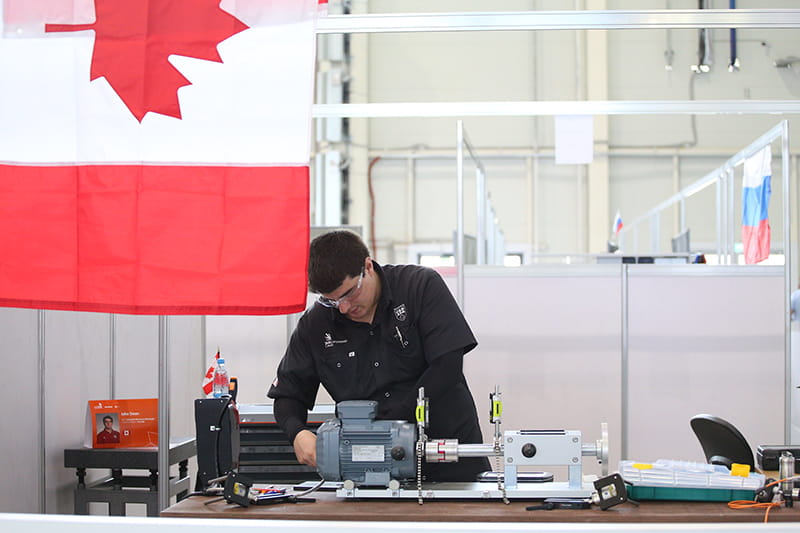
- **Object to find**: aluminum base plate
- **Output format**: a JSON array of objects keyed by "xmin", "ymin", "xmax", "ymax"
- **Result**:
[{"xmin": 336, "ymin": 481, "xmax": 594, "ymax": 499}]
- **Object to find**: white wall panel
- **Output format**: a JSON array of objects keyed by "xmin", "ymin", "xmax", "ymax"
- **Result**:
[
  {"xmin": 167, "ymin": 317, "xmax": 205, "ymax": 439},
  {"xmin": 627, "ymin": 267, "xmax": 784, "ymax": 463},
  {"xmin": 0, "ymin": 308, "xmax": 41, "ymax": 513},
  {"xmin": 114, "ymin": 316, "xmax": 158, "ymax": 399},
  {"xmin": 44, "ymin": 311, "xmax": 111, "ymax": 515},
  {"xmin": 452, "ymin": 267, "xmax": 623, "ymax": 477}
]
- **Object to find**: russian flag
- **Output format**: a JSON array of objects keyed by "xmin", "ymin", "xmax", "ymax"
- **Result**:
[
  {"xmin": 0, "ymin": 0, "xmax": 318, "ymax": 315},
  {"xmin": 742, "ymin": 146, "xmax": 772, "ymax": 265},
  {"xmin": 612, "ymin": 209, "xmax": 623, "ymax": 237}
]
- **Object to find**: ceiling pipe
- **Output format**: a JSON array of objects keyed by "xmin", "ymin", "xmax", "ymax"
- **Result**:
[
  {"xmin": 729, "ymin": 0, "xmax": 740, "ymax": 72},
  {"xmin": 691, "ymin": 0, "xmax": 712, "ymax": 74}
]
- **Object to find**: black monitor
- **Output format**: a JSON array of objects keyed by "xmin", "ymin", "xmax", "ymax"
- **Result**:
[{"xmin": 671, "ymin": 228, "xmax": 691, "ymax": 253}]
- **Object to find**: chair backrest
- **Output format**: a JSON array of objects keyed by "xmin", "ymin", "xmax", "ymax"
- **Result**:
[{"xmin": 690, "ymin": 414, "xmax": 755, "ymax": 469}]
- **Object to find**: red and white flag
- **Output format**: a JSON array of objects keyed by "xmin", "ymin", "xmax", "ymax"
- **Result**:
[
  {"xmin": 0, "ymin": 0, "xmax": 318, "ymax": 315},
  {"xmin": 201, "ymin": 349, "xmax": 221, "ymax": 397}
]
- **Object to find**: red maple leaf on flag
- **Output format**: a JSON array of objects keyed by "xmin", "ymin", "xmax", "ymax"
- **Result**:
[{"xmin": 46, "ymin": 0, "xmax": 248, "ymax": 122}]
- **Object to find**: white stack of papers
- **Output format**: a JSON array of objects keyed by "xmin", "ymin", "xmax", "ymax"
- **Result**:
[{"xmin": 620, "ymin": 459, "xmax": 765, "ymax": 490}]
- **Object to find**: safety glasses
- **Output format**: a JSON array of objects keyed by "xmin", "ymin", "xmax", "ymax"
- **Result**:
[{"xmin": 317, "ymin": 268, "xmax": 364, "ymax": 308}]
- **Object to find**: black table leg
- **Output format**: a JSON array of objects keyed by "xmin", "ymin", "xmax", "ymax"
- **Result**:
[
  {"xmin": 76, "ymin": 467, "xmax": 86, "ymax": 489},
  {"xmin": 111, "ymin": 468, "xmax": 123, "ymax": 489}
]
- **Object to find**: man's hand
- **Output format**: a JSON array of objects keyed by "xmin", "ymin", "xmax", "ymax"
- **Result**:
[{"xmin": 293, "ymin": 429, "xmax": 317, "ymax": 467}]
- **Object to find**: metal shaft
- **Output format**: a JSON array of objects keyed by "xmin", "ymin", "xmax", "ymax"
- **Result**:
[{"xmin": 425, "ymin": 440, "xmax": 499, "ymax": 462}]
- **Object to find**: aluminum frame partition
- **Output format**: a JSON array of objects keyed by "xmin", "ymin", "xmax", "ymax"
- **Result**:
[
  {"xmin": 158, "ymin": 316, "xmax": 170, "ymax": 512},
  {"xmin": 455, "ymin": 120, "xmax": 490, "ymax": 310},
  {"xmin": 315, "ymin": 9, "xmax": 800, "ymax": 33},
  {"xmin": 315, "ymin": 100, "xmax": 800, "ymax": 119},
  {"xmin": 37, "ymin": 310, "xmax": 45, "ymax": 513}
]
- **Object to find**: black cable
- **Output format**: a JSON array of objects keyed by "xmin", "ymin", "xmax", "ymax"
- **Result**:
[
  {"xmin": 213, "ymin": 395, "xmax": 233, "ymax": 482},
  {"xmin": 526, "ymin": 502, "xmax": 556, "ymax": 511}
]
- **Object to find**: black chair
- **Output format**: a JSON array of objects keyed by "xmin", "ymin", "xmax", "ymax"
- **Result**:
[{"xmin": 690, "ymin": 414, "xmax": 755, "ymax": 469}]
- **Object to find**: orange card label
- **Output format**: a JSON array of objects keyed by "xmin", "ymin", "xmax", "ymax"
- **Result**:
[{"xmin": 86, "ymin": 399, "xmax": 158, "ymax": 449}]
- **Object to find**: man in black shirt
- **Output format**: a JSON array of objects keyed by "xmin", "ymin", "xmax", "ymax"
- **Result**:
[{"xmin": 267, "ymin": 230, "xmax": 489, "ymax": 482}]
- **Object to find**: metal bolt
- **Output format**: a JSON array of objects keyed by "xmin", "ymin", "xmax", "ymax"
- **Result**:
[
  {"xmin": 573, "ymin": 437, "xmax": 579, "ymax": 443},
  {"xmin": 507, "ymin": 457, "xmax": 514, "ymax": 463},
  {"xmin": 507, "ymin": 437, "xmax": 514, "ymax": 443},
  {"xmin": 572, "ymin": 457, "xmax": 579, "ymax": 463}
]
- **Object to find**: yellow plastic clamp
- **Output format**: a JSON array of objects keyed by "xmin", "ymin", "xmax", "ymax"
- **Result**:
[{"xmin": 492, "ymin": 400, "xmax": 502, "ymax": 419}]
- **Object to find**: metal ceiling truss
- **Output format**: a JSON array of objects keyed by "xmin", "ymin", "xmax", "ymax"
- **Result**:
[{"xmin": 313, "ymin": 9, "xmax": 800, "ymax": 118}]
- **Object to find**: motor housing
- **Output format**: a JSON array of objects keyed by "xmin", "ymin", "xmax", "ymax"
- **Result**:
[{"xmin": 316, "ymin": 400, "xmax": 416, "ymax": 487}]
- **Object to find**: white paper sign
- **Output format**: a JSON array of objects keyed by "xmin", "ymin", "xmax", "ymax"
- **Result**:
[{"xmin": 555, "ymin": 115, "xmax": 594, "ymax": 165}]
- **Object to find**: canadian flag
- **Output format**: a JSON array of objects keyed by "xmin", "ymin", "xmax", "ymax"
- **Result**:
[
  {"xmin": 0, "ymin": 0, "xmax": 318, "ymax": 315},
  {"xmin": 202, "ymin": 349, "xmax": 221, "ymax": 397}
]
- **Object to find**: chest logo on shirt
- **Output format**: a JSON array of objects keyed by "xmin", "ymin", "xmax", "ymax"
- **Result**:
[
  {"xmin": 393, "ymin": 304, "xmax": 407, "ymax": 322},
  {"xmin": 324, "ymin": 332, "xmax": 348, "ymax": 349}
]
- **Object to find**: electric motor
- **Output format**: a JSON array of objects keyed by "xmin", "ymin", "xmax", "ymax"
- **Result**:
[{"xmin": 316, "ymin": 400, "xmax": 417, "ymax": 487}]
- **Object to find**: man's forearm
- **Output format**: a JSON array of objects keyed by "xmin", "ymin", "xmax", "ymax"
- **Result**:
[{"xmin": 273, "ymin": 396, "xmax": 309, "ymax": 443}]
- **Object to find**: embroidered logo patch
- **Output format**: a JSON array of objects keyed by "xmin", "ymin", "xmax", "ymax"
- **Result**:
[
  {"xmin": 324, "ymin": 332, "xmax": 348, "ymax": 349},
  {"xmin": 393, "ymin": 304, "xmax": 407, "ymax": 322}
]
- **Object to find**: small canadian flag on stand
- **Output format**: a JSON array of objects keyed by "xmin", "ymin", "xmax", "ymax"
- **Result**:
[{"xmin": 202, "ymin": 349, "xmax": 221, "ymax": 397}]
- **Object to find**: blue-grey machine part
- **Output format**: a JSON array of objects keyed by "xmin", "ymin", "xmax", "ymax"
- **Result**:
[{"xmin": 316, "ymin": 400, "xmax": 417, "ymax": 487}]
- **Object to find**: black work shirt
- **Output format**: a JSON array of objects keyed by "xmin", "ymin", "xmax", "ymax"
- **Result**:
[{"xmin": 268, "ymin": 262, "xmax": 489, "ymax": 481}]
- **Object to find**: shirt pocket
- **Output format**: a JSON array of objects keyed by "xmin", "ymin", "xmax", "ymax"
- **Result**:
[
  {"xmin": 388, "ymin": 323, "xmax": 419, "ymax": 354},
  {"xmin": 318, "ymin": 347, "xmax": 360, "ymax": 399},
  {"xmin": 386, "ymin": 324, "xmax": 426, "ymax": 377}
]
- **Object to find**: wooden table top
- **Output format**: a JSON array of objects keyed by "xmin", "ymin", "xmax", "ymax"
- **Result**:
[{"xmin": 161, "ymin": 488, "xmax": 800, "ymax": 523}]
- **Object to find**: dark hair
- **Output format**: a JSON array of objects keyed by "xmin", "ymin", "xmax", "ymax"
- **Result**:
[
  {"xmin": 308, "ymin": 230, "xmax": 369, "ymax": 294},
  {"xmin": 103, "ymin": 415, "xmax": 113, "ymax": 423}
]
